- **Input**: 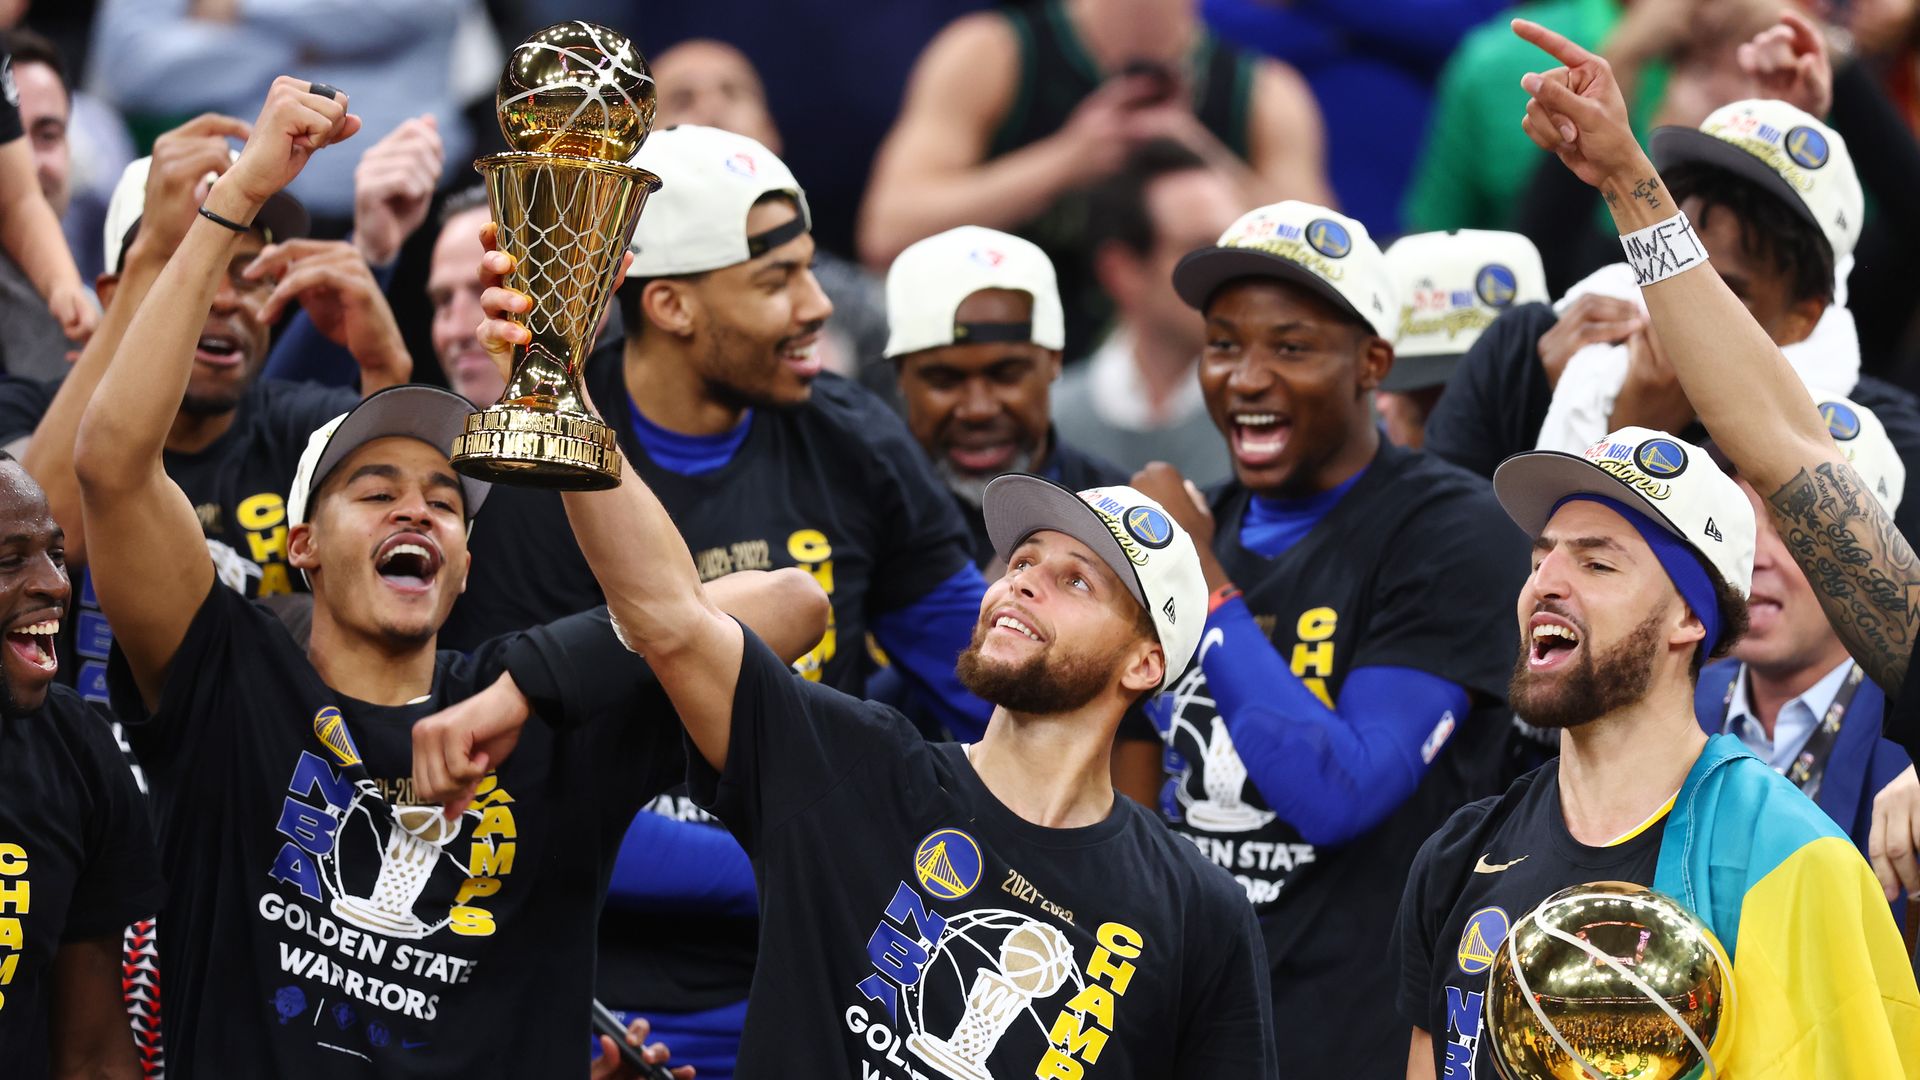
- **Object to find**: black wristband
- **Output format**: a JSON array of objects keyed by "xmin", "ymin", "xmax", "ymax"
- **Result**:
[{"xmin": 197, "ymin": 205, "xmax": 250, "ymax": 233}]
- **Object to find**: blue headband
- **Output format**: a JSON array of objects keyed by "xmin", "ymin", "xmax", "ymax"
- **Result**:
[{"xmin": 1552, "ymin": 494, "xmax": 1723, "ymax": 658}]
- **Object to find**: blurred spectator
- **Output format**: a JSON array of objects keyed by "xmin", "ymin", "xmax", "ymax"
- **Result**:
[
  {"xmin": 1200, "ymin": 0, "xmax": 1510, "ymax": 232},
  {"xmin": 860, "ymin": 0, "xmax": 1329, "ymax": 359},
  {"xmin": 1407, "ymin": 0, "xmax": 1776, "ymax": 232},
  {"xmin": 1377, "ymin": 229, "xmax": 1548, "ymax": 450},
  {"xmin": 886, "ymin": 225, "xmax": 1124, "ymax": 568},
  {"xmin": 87, "ymin": 0, "xmax": 476, "ymax": 227},
  {"xmin": 0, "ymin": 29, "xmax": 73, "ymax": 382},
  {"xmin": 1052, "ymin": 140, "xmax": 1237, "ymax": 486},
  {"xmin": 426, "ymin": 186, "xmax": 498, "ymax": 408},
  {"xmin": 652, "ymin": 38, "xmax": 886, "ymax": 376}
]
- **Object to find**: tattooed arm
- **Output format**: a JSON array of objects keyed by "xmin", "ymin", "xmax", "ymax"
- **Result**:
[{"xmin": 1509, "ymin": 18, "xmax": 1920, "ymax": 694}]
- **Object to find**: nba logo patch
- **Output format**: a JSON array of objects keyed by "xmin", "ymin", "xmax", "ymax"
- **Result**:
[
  {"xmin": 969, "ymin": 248, "xmax": 1005, "ymax": 269},
  {"xmin": 1457, "ymin": 906, "xmax": 1509, "ymax": 975},
  {"xmin": 724, "ymin": 152, "xmax": 757, "ymax": 178},
  {"xmin": 914, "ymin": 828, "xmax": 983, "ymax": 900}
]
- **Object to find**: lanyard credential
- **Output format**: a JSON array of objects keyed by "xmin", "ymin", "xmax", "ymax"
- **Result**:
[{"xmin": 1722, "ymin": 663, "xmax": 1864, "ymax": 801}]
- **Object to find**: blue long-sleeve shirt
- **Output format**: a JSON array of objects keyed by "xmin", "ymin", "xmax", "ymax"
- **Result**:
[{"xmin": 605, "ymin": 805, "xmax": 757, "ymax": 917}]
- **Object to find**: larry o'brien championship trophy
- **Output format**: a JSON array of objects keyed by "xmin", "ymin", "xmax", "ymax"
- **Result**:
[
  {"xmin": 449, "ymin": 22, "xmax": 661, "ymax": 489},
  {"xmin": 1486, "ymin": 882, "xmax": 1734, "ymax": 1080}
]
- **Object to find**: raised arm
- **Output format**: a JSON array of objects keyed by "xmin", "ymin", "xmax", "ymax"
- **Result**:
[
  {"xmin": 0, "ymin": 137, "xmax": 95, "ymax": 342},
  {"xmin": 21, "ymin": 114, "xmax": 252, "ymax": 571},
  {"xmin": 1513, "ymin": 17, "xmax": 1920, "ymax": 696},
  {"xmin": 75, "ymin": 79, "xmax": 359, "ymax": 708}
]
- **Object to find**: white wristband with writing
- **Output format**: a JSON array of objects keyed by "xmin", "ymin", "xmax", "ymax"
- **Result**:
[{"xmin": 1619, "ymin": 212, "xmax": 1709, "ymax": 287}]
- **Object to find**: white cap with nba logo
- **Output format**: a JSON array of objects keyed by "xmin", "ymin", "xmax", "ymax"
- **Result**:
[
  {"xmin": 1492, "ymin": 427, "xmax": 1756, "ymax": 597},
  {"xmin": 1817, "ymin": 397, "xmax": 1906, "ymax": 514},
  {"xmin": 1171, "ymin": 200, "xmax": 1398, "ymax": 340},
  {"xmin": 883, "ymin": 225, "xmax": 1065, "ymax": 359},
  {"xmin": 1382, "ymin": 230, "xmax": 1548, "ymax": 391},
  {"xmin": 625, "ymin": 124, "xmax": 813, "ymax": 277},
  {"xmin": 1650, "ymin": 99, "xmax": 1862, "ymax": 263},
  {"xmin": 981, "ymin": 475, "xmax": 1207, "ymax": 692}
]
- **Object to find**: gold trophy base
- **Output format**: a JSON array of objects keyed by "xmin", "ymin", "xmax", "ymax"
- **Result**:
[{"xmin": 450, "ymin": 406, "xmax": 621, "ymax": 490}]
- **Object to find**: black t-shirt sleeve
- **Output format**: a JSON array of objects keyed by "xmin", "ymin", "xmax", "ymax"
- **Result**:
[
  {"xmin": 687, "ymin": 623, "xmax": 912, "ymax": 852},
  {"xmin": 1176, "ymin": 890, "xmax": 1279, "ymax": 1075},
  {"xmin": 1353, "ymin": 481, "xmax": 1527, "ymax": 700},
  {"xmin": 105, "ymin": 578, "xmax": 270, "ymax": 762},
  {"xmin": 841, "ymin": 387, "xmax": 975, "ymax": 612},
  {"xmin": 1391, "ymin": 820, "xmax": 1452, "ymax": 1032},
  {"xmin": 59, "ymin": 694, "xmax": 165, "ymax": 940},
  {"xmin": 1425, "ymin": 304, "xmax": 1558, "ymax": 479},
  {"xmin": 0, "ymin": 55, "xmax": 22, "ymax": 146}
]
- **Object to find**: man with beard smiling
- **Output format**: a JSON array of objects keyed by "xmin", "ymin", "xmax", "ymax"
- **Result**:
[
  {"xmin": 1127, "ymin": 198, "xmax": 1526, "ymax": 1077},
  {"xmin": 887, "ymin": 225, "xmax": 1125, "ymax": 569},
  {"xmin": 70, "ymin": 78, "xmax": 826, "ymax": 1077},
  {"xmin": 413, "ymin": 280, "xmax": 1279, "ymax": 1074},
  {"xmin": 0, "ymin": 452, "xmax": 162, "ymax": 1078},
  {"xmin": 1393, "ymin": 424, "xmax": 1919, "ymax": 1077}
]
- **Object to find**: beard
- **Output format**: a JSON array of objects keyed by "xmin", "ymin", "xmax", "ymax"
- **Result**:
[
  {"xmin": 697, "ymin": 312, "xmax": 820, "ymax": 411},
  {"xmin": 936, "ymin": 447, "xmax": 1036, "ymax": 508},
  {"xmin": 955, "ymin": 617, "xmax": 1117, "ymax": 715},
  {"xmin": 181, "ymin": 384, "xmax": 245, "ymax": 417},
  {"xmin": 1509, "ymin": 608, "xmax": 1664, "ymax": 729}
]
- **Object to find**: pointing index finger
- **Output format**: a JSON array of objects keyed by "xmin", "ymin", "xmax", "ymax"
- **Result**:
[{"xmin": 1512, "ymin": 18, "xmax": 1598, "ymax": 69}]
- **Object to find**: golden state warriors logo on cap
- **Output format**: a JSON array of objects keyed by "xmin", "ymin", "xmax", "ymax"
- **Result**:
[
  {"xmin": 1634, "ymin": 437, "xmax": 1688, "ymax": 479},
  {"xmin": 1124, "ymin": 505, "xmax": 1174, "ymax": 550},
  {"xmin": 1786, "ymin": 126, "xmax": 1829, "ymax": 170},
  {"xmin": 313, "ymin": 705, "xmax": 361, "ymax": 767},
  {"xmin": 1821, "ymin": 400, "xmax": 1861, "ymax": 441},
  {"xmin": 1476, "ymin": 264, "xmax": 1518, "ymax": 308},
  {"xmin": 1457, "ymin": 906, "xmax": 1509, "ymax": 976},
  {"xmin": 914, "ymin": 828, "xmax": 983, "ymax": 901},
  {"xmin": 1306, "ymin": 218, "xmax": 1351, "ymax": 259}
]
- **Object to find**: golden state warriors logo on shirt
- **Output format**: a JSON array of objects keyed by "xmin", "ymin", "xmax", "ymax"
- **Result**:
[
  {"xmin": 1786, "ymin": 125, "xmax": 1830, "ymax": 170},
  {"xmin": 1306, "ymin": 218, "xmax": 1351, "ymax": 258},
  {"xmin": 313, "ymin": 706, "xmax": 361, "ymax": 767},
  {"xmin": 1821, "ymin": 400, "xmax": 1861, "ymax": 441},
  {"xmin": 1124, "ymin": 505, "xmax": 1174, "ymax": 550},
  {"xmin": 1456, "ymin": 906, "xmax": 1509, "ymax": 976},
  {"xmin": 914, "ymin": 829, "xmax": 983, "ymax": 901},
  {"xmin": 1475, "ymin": 264, "xmax": 1517, "ymax": 308},
  {"xmin": 1634, "ymin": 438, "xmax": 1688, "ymax": 479}
]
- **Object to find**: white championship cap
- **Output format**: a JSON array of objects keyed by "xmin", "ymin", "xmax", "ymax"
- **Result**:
[
  {"xmin": 625, "ymin": 125, "xmax": 812, "ymax": 278},
  {"xmin": 982, "ymin": 477, "xmax": 1207, "ymax": 692},
  {"xmin": 1494, "ymin": 427, "xmax": 1756, "ymax": 598},
  {"xmin": 883, "ymin": 226, "xmax": 1065, "ymax": 359},
  {"xmin": 1816, "ymin": 397, "xmax": 1905, "ymax": 514},
  {"xmin": 287, "ymin": 385, "xmax": 492, "ymax": 530},
  {"xmin": 1171, "ymin": 200, "xmax": 1396, "ymax": 340},
  {"xmin": 1649, "ymin": 99, "xmax": 1862, "ymax": 263},
  {"xmin": 102, "ymin": 152, "xmax": 310, "ymax": 275},
  {"xmin": 1382, "ymin": 230, "xmax": 1548, "ymax": 391}
]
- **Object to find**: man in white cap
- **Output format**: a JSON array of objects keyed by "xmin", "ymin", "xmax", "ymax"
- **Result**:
[
  {"xmin": 1695, "ymin": 399, "xmax": 1916, "ymax": 902},
  {"xmin": 420, "ymin": 250, "xmax": 1280, "ymax": 1068},
  {"xmin": 70, "ymin": 77, "xmax": 825, "ymax": 1077},
  {"xmin": 887, "ymin": 225, "xmax": 1125, "ymax": 568},
  {"xmin": 1127, "ymin": 199, "xmax": 1526, "ymax": 1078},
  {"xmin": 1394, "ymin": 425, "xmax": 1919, "ymax": 1078},
  {"xmin": 1424, "ymin": 88, "xmax": 1920, "ymax": 544},
  {"xmin": 578, "ymin": 123, "xmax": 995, "ymax": 1076},
  {"xmin": 1378, "ymin": 229, "xmax": 1548, "ymax": 450}
]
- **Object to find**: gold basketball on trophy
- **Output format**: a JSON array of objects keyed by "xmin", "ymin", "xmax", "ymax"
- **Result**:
[
  {"xmin": 450, "ymin": 21, "xmax": 662, "ymax": 489},
  {"xmin": 1486, "ymin": 882, "xmax": 1734, "ymax": 1080}
]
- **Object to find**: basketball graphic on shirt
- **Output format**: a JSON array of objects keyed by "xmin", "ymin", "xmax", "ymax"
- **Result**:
[
  {"xmin": 324, "ymin": 783, "xmax": 480, "ymax": 940},
  {"xmin": 1160, "ymin": 657, "xmax": 1276, "ymax": 832},
  {"xmin": 902, "ymin": 910, "xmax": 1084, "ymax": 1080}
]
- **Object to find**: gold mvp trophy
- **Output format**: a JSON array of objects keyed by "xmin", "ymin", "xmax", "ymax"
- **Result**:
[{"xmin": 450, "ymin": 22, "xmax": 661, "ymax": 489}]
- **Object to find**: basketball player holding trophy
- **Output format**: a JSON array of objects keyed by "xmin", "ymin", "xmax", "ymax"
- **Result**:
[
  {"xmin": 422, "ymin": 233, "xmax": 1284, "ymax": 1070},
  {"xmin": 70, "ymin": 29, "xmax": 832, "ymax": 1077},
  {"xmin": 1391, "ymin": 418, "xmax": 1919, "ymax": 1078}
]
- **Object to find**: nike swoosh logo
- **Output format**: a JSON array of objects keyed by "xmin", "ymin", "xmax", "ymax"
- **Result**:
[{"xmin": 1474, "ymin": 854, "xmax": 1528, "ymax": 874}]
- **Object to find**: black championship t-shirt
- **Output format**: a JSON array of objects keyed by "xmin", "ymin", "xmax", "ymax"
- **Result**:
[
  {"xmin": 438, "ymin": 484, "xmax": 604, "ymax": 653},
  {"xmin": 692, "ymin": 629, "xmax": 1279, "ymax": 1078},
  {"xmin": 105, "ymin": 582, "xmax": 682, "ymax": 1077},
  {"xmin": 1154, "ymin": 441, "xmax": 1526, "ymax": 1078},
  {"xmin": 0, "ymin": 685, "xmax": 163, "ymax": 1078},
  {"xmin": 1391, "ymin": 761, "xmax": 1666, "ymax": 1080}
]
